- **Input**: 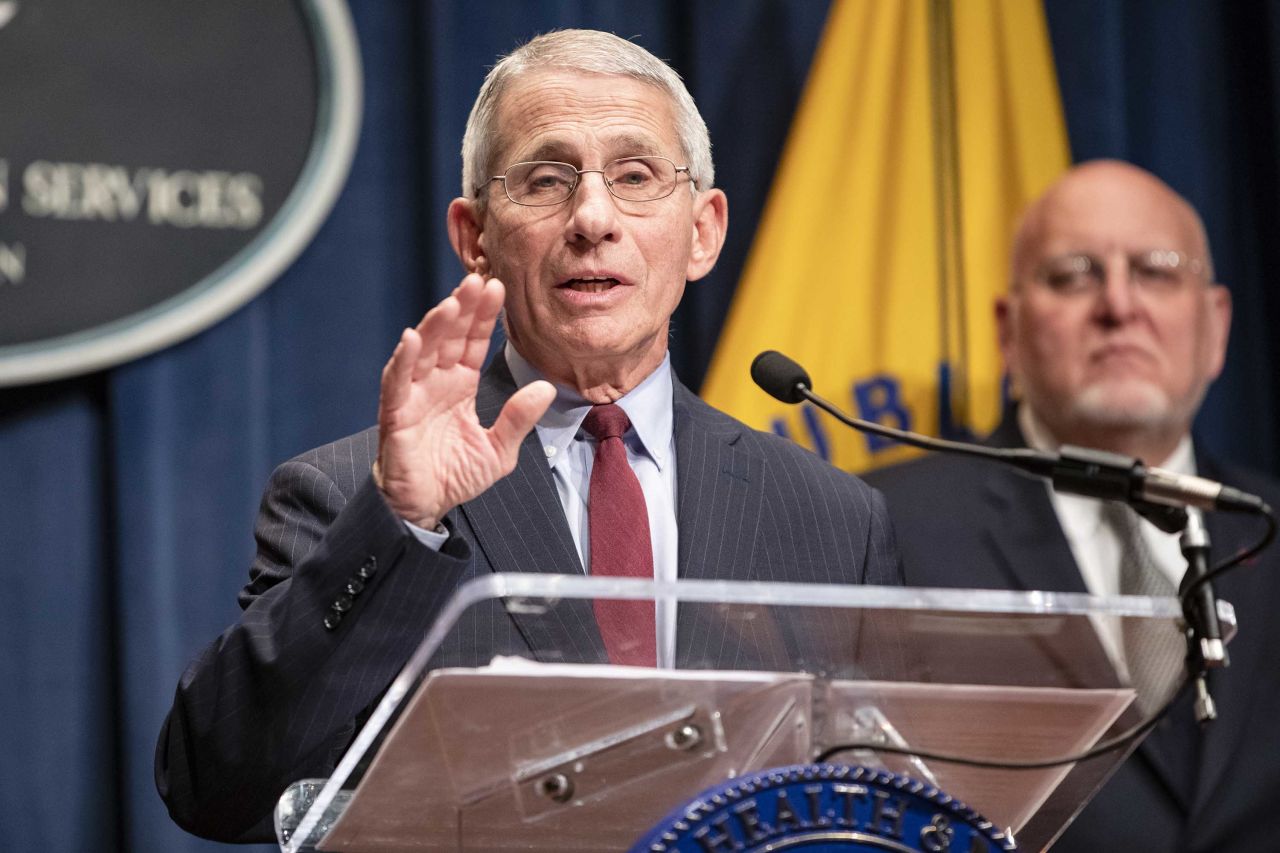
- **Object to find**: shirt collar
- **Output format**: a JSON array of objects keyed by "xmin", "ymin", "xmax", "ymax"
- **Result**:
[
  {"xmin": 1017, "ymin": 403, "xmax": 1196, "ymax": 473},
  {"xmin": 1017, "ymin": 403, "xmax": 1197, "ymax": 531},
  {"xmin": 504, "ymin": 342, "xmax": 674, "ymax": 470}
]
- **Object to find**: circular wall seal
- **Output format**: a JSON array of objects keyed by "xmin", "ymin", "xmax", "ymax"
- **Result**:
[
  {"xmin": 633, "ymin": 764, "xmax": 1016, "ymax": 852},
  {"xmin": 0, "ymin": 0, "xmax": 361, "ymax": 385}
]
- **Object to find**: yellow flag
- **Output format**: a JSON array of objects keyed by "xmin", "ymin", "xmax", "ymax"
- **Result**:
[{"xmin": 702, "ymin": 0, "xmax": 1070, "ymax": 472}]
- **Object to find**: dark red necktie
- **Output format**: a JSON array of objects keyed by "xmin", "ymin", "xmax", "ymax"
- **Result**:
[{"xmin": 582, "ymin": 404, "xmax": 657, "ymax": 666}]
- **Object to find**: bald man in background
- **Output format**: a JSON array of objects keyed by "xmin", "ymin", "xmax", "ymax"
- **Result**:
[{"xmin": 867, "ymin": 161, "xmax": 1280, "ymax": 851}]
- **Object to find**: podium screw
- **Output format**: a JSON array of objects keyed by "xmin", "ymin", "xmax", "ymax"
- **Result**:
[
  {"xmin": 535, "ymin": 773, "xmax": 574, "ymax": 803},
  {"xmin": 666, "ymin": 724, "xmax": 703, "ymax": 751}
]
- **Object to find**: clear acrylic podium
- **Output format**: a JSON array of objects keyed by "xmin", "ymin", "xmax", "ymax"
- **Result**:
[{"xmin": 275, "ymin": 573, "xmax": 1219, "ymax": 852}]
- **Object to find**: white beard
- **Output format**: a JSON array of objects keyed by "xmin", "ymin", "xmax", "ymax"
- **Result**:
[{"xmin": 1067, "ymin": 378, "xmax": 1179, "ymax": 430}]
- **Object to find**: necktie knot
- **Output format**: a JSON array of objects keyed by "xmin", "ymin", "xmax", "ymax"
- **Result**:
[
  {"xmin": 583, "ymin": 403, "xmax": 631, "ymax": 442},
  {"xmin": 1102, "ymin": 501, "xmax": 1176, "ymax": 597}
]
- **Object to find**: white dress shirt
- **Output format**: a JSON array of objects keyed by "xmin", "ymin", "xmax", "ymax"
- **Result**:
[{"xmin": 1018, "ymin": 405, "xmax": 1194, "ymax": 597}]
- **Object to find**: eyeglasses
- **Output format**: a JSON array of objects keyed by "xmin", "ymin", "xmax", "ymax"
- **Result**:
[
  {"xmin": 477, "ymin": 156, "xmax": 695, "ymax": 206},
  {"xmin": 1033, "ymin": 250, "xmax": 1206, "ymax": 296}
]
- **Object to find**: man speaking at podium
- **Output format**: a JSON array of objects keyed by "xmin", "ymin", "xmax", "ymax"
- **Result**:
[
  {"xmin": 156, "ymin": 29, "xmax": 901, "ymax": 843},
  {"xmin": 868, "ymin": 161, "xmax": 1280, "ymax": 852}
]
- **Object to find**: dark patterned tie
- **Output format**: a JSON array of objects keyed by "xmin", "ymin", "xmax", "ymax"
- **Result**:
[
  {"xmin": 1108, "ymin": 502, "xmax": 1177, "ymax": 599},
  {"xmin": 1103, "ymin": 501, "xmax": 1201, "ymax": 804},
  {"xmin": 1103, "ymin": 502, "xmax": 1183, "ymax": 709},
  {"xmin": 582, "ymin": 404, "xmax": 657, "ymax": 666}
]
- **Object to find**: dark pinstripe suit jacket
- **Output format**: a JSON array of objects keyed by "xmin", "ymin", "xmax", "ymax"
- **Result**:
[{"xmin": 156, "ymin": 356, "xmax": 902, "ymax": 841}]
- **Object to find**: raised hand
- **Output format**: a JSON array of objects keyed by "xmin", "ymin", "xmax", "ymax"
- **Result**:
[{"xmin": 374, "ymin": 274, "xmax": 555, "ymax": 528}]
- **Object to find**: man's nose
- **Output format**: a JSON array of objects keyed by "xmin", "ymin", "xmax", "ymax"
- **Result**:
[
  {"xmin": 564, "ymin": 171, "xmax": 620, "ymax": 246},
  {"xmin": 1096, "ymin": 259, "xmax": 1139, "ymax": 321}
]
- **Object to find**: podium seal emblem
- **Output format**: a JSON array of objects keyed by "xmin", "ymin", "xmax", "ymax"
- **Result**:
[{"xmin": 632, "ymin": 764, "xmax": 1016, "ymax": 852}]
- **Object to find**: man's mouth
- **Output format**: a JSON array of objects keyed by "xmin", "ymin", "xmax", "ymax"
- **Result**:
[
  {"xmin": 560, "ymin": 275, "xmax": 622, "ymax": 293},
  {"xmin": 1093, "ymin": 343, "xmax": 1153, "ymax": 363}
]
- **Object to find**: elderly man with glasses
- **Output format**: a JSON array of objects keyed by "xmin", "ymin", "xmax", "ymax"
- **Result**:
[
  {"xmin": 157, "ymin": 29, "xmax": 902, "ymax": 843},
  {"xmin": 867, "ymin": 160, "xmax": 1280, "ymax": 851}
]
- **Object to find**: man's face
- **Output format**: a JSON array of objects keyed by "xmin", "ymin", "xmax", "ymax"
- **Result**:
[
  {"xmin": 458, "ymin": 71, "xmax": 725, "ymax": 383},
  {"xmin": 998, "ymin": 165, "xmax": 1231, "ymax": 447}
]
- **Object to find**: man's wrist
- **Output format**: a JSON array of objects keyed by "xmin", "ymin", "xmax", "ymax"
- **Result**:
[{"xmin": 372, "ymin": 456, "xmax": 441, "ymax": 529}]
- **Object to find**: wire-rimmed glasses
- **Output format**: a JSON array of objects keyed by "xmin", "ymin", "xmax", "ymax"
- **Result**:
[{"xmin": 477, "ymin": 156, "xmax": 694, "ymax": 206}]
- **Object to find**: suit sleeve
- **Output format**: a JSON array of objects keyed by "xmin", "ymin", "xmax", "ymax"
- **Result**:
[
  {"xmin": 155, "ymin": 459, "xmax": 473, "ymax": 842},
  {"xmin": 862, "ymin": 485, "xmax": 906, "ymax": 586}
]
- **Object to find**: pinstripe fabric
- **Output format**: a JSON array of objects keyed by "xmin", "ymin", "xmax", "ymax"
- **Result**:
[{"xmin": 156, "ymin": 355, "xmax": 902, "ymax": 842}]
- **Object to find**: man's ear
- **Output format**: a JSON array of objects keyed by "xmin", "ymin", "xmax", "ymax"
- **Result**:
[
  {"xmin": 995, "ymin": 294, "xmax": 1017, "ymax": 378},
  {"xmin": 1203, "ymin": 283, "xmax": 1233, "ymax": 380},
  {"xmin": 447, "ymin": 197, "xmax": 488, "ymax": 274},
  {"xmin": 686, "ymin": 188, "xmax": 728, "ymax": 282}
]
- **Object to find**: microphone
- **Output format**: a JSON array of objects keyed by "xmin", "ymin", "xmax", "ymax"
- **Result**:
[
  {"xmin": 750, "ymin": 349, "xmax": 811, "ymax": 404},
  {"xmin": 752, "ymin": 349, "xmax": 1252, "ymax": 720},
  {"xmin": 749, "ymin": 350, "xmax": 1269, "ymax": 517}
]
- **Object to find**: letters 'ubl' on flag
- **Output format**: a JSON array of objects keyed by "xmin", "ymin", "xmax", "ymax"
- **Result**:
[{"xmin": 702, "ymin": 0, "xmax": 1071, "ymax": 473}]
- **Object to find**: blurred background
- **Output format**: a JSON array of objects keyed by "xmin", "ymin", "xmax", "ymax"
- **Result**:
[{"xmin": 2, "ymin": 1, "xmax": 1279, "ymax": 850}]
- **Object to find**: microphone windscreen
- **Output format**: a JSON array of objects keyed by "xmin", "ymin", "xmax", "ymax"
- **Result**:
[{"xmin": 751, "ymin": 350, "xmax": 811, "ymax": 404}]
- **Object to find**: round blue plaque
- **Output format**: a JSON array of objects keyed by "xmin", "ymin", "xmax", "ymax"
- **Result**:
[{"xmin": 632, "ymin": 764, "xmax": 1016, "ymax": 852}]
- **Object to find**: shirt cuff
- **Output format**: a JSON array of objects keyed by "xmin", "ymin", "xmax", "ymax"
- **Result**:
[{"xmin": 405, "ymin": 518, "xmax": 449, "ymax": 551}]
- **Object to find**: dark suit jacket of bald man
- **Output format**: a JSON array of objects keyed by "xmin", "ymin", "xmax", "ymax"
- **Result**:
[
  {"xmin": 156, "ymin": 354, "xmax": 903, "ymax": 842},
  {"xmin": 865, "ymin": 411, "xmax": 1280, "ymax": 853}
]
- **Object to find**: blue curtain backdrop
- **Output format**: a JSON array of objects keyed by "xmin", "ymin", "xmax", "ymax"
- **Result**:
[{"xmin": 1, "ymin": 1, "xmax": 1278, "ymax": 850}]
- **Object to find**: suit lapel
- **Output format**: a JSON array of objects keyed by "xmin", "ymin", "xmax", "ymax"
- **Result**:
[
  {"xmin": 670, "ymin": 382, "xmax": 767, "ymax": 668},
  {"xmin": 460, "ymin": 355, "xmax": 606, "ymax": 663},
  {"xmin": 671, "ymin": 381, "xmax": 762, "ymax": 581},
  {"xmin": 979, "ymin": 416, "xmax": 1089, "ymax": 594},
  {"xmin": 977, "ymin": 465, "xmax": 1090, "ymax": 594}
]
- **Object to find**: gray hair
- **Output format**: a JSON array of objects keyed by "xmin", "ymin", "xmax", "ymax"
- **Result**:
[{"xmin": 460, "ymin": 29, "xmax": 714, "ymax": 200}]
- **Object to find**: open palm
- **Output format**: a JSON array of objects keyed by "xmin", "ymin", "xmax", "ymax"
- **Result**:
[{"xmin": 376, "ymin": 274, "xmax": 554, "ymax": 528}]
